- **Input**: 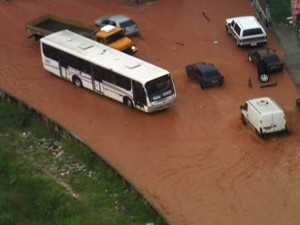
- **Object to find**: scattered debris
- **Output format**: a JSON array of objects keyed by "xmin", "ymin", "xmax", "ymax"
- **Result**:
[
  {"xmin": 16, "ymin": 131, "xmax": 98, "ymax": 181},
  {"xmin": 202, "ymin": 12, "xmax": 211, "ymax": 22},
  {"xmin": 175, "ymin": 42, "xmax": 184, "ymax": 46},
  {"xmin": 248, "ymin": 77, "xmax": 253, "ymax": 88}
]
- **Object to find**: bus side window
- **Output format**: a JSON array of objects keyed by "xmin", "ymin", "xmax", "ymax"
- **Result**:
[
  {"xmin": 93, "ymin": 65, "xmax": 104, "ymax": 82},
  {"xmin": 43, "ymin": 44, "xmax": 59, "ymax": 61},
  {"xmin": 67, "ymin": 54, "xmax": 80, "ymax": 70},
  {"xmin": 59, "ymin": 52, "xmax": 70, "ymax": 68},
  {"xmin": 63, "ymin": 55, "xmax": 91, "ymax": 75},
  {"xmin": 102, "ymin": 68, "xmax": 112, "ymax": 83},
  {"xmin": 117, "ymin": 75, "xmax": 131, "ymax": 90},
  {"xmin": 77, "ymin": 58, "xmax": 91, "ymax": 75}
]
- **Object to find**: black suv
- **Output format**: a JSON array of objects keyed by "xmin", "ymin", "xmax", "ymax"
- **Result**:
[
  {"xmin": 186, "ymin": 63, "xmax": 224, "ymax": 88},
  {"xmin": 248, "ymin": 48, "xmax": 284, "ymax": 82}
]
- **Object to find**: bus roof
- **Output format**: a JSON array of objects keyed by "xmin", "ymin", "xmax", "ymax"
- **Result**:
[{"xmin": 40, "ymin": 30, "xmax": 170, "ymax": 84}]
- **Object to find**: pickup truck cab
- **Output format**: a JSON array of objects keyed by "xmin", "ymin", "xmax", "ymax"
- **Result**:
[
  {"xmin": 226, "ymin": 16, "xmax": 267, "ymax": 47},
  {"xmin": 96, "ymin": 25, "xmax": 137, "ymax": 54}
]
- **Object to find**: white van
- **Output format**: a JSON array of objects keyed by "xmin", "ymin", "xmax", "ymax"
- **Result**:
[
  {"xmin": 226, "ymin": 16, "xmax": 267, "ymax": 47},
  {"xmin": 240, "ymin": 97, "xmax": 287, "ymax": 136}
]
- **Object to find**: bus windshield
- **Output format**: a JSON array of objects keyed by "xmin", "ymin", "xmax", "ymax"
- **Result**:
[{"xmin": 145, "ymin": 75, "xmax": 174, "ymax": 102}]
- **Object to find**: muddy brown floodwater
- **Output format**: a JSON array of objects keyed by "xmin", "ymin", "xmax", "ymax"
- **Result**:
[{"xmin": 1, "ymin": 0, "xmax": 300, "ymax": 224}]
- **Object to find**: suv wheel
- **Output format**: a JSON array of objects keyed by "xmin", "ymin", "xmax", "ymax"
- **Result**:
[
  {"xmin": 248, "ymin": 55, "xmax": 253, "ymax": 62},
  {"xmin": 225, "ymin": 26, "xmax": 230, "ymax": 35},
  {"xmin": 241, "ymin": 114, "xmax": 247, "ymax": 125},
  {"xmin": 259, "ymin": 73, "xmax": 269, "ymax": 83}
]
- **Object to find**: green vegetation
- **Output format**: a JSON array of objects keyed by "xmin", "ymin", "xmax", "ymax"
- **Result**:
[
  {"xmin": 0, "ymin": 98, "xmax": 167, "ymax": 225},
  {"xmin": 269, "ymin": 0, "xmax": 291, "ymax": 22}
]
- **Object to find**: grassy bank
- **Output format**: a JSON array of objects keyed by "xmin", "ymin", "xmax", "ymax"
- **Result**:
[{"xmin": 0, "ymin": 99, "xmax": 166, "ymax": 225}]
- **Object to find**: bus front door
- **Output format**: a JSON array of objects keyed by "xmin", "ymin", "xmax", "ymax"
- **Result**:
[
  {"xmin": 132, "ymin": 81, "xmax": 146, "ymax": 109},
  {"xmin": 91, "ymin": 70, "xmax": 103, "ymax": 93},
  {"xmin": 59, "ymin": 66, "xmax": 68, "ymax": 79}
]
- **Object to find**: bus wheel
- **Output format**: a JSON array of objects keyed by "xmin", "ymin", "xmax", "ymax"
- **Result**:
[
  {"xmin": 124, "ymin": 98, "xmax": 133, "ymax": 108},
  {"xmin": 73, "ymin": 77, "xmax": 82, "ymax": 87}
]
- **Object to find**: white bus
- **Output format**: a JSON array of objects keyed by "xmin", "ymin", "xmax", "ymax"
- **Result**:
[{"xmin": 40, "ymin": 30, "xmax": 176, "ymax": 113}]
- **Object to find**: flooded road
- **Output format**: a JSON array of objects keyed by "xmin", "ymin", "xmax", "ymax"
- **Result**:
[{"xmin": 1, "ymin": 0, "xmax": 300, "ymax": 224}]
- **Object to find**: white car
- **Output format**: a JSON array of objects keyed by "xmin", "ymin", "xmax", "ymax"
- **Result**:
[
  {"xmin": 226, "ymin": 16, "xmax": 267, "ymax": 47},
  {"xmin": 95, "ymin": 14, "xmax": 139, "ymax": 36}
]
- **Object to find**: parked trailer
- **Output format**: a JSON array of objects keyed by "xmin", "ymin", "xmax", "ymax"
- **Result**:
[{"xmin": 25, "ymin": 14, "xmax": 137, "ymax": 54}]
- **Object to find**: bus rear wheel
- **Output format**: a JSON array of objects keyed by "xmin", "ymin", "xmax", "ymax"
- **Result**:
[
  {"xmin": 73, "ymin": 77, "xmax": 82, "ymax": 87},
  {"xmin": 124, "ymin": 98, "xmax": 133, "ymax": 109}
]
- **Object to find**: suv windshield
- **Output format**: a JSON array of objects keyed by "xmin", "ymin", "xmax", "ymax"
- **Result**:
[{"xmin": 145, "ymin": 75, "xmax": 174, "ymax": 101}]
